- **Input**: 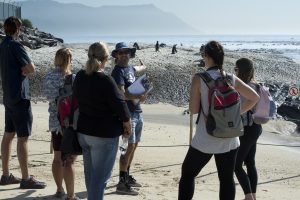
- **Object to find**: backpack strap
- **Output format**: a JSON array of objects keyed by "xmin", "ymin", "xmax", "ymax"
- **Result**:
[
  {"xmin": 64, "ymin": 74, "xmax": 75, "ymax": 86},
  {"xmin": 64, "ymin": 74, "xmax": 76, "ymax": 127},
  {"xmin": 196, "ymin": 72, "xmax": 215, "ymax": 89},
  {"xmin": 194, "ymin": 72, "xmax": 215, "ymax": 124}
]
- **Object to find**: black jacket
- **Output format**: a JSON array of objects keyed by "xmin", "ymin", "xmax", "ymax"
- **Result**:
[{"xmin": 73, "ymin": 70, "xmax": 130, "ymax": 138}]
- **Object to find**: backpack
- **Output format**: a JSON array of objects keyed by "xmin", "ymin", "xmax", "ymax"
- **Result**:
[
  {"xmin": 56, "ymin": 74, "xmax": 82, "ymax": 159},
  {"xmin": 251, "ymin": 84, "xmax": 276, "ymax": 124},
  {"xmin": 196, "ymin": 72, "xmax": 244, "ymax": 138},
  {"xmin": 56, "ymin": 74, "xmax": 79, "ymax": 130}
]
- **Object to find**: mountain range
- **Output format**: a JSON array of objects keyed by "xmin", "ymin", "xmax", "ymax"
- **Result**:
[{"xmin": 21, "ymin": 0, "xmax": 198, "ymax": 37}]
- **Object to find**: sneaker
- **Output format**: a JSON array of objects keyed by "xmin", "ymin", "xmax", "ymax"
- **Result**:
[
  {"xmin": 128, "ymin": 175, "xmax": 142, "ymax": 187},
  {"xmin": 54, "ymin": 190, "xmax": 65, "ymax": 198},
  {"xmin": 0, "ymin": 173, "xmax": 21, "ymax": 185},
  {"xmin": 116, "ymin": 181, "xmax": 139, "ymax": 195},
  {"xmin": 20, "ymin": 175, "xmax": 46, "ymax": 189},
  {"xmin": 65, "ymin": 196, "xmax": 81, "ymax": 200}
]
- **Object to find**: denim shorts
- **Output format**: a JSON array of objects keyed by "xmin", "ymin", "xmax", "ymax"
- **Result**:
[
  {"xmin": 5, "ymin": 99, "xmax": 33, "ymax": 137},
  {"xmin": 128, "ymin": 112, "xmax": 143, "ymax": 144}
]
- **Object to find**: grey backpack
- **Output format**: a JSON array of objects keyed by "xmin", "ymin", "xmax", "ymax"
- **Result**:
[{"xmin": 196, "ymin": 72, "xmax": 244, "ymax": 138}]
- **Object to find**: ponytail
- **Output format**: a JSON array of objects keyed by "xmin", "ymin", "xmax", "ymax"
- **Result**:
[
  {"xmin": 86, "ymin": 57, "xmax": 102, "ymax": 75},
  {"xmin": 85, "ymin": 42, "xmax": 109, "ymax": 75}
]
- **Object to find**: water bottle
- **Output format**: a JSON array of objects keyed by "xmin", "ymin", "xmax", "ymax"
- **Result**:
[{"xmin": 119, "ymin": 137, "xmax": 129, "ymax": 155}]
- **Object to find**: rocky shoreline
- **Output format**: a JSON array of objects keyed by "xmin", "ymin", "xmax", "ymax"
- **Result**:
[
  {"xmin": 0, "ymin": 42, "xmax": 300, "ymax": 130},
  {"xmin": 0, "ymin": 25, "xmax": 63, "ymax": 49}
]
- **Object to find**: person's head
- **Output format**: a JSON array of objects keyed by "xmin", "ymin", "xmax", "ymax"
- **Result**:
[
  {"xmin": 111, "ymin": 42, "xmax": 136, "ymax": 67},
  {"xmin": 4, "ymin": 16, "xmax": 22, "ymax": 37},
  {"xmin": 54, "ymin": 48, "xmax": 72, "ymax": 75},
  {"xmin": 86, "ymin": 42, "xmax": 109, "ymax": 75},
  {"xmin": 235, "ymin": 58, "xmax": 254, "ymax": 83},
  {"xmin": 203, "ymin": 40, "xmax": 224, "ymax": 69}
]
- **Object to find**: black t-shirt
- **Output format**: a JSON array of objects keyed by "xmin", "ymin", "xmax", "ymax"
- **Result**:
[
  {"xmin": 73, "ymin": 70, "xmax": 130, "ymax": 138},
  {"xmin": 0, "ymin": 36, "xmax": 31, "ymax": 106},
  {"xmin": 111, "ymin": 65, "xmax": 142, "ymax": 113}
]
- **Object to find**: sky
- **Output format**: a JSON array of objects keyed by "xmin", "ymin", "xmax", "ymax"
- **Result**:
[{"xmin": 18, "ymin": 0, "xmax": 300, "ymax": 35}]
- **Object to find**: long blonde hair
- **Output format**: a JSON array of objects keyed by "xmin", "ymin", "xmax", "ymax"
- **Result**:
[
  {"xmin": 54, "ymin": 48, "xmax": 72, "ymax": 75},
  {"xmin": 86, "ymin": 42, "xmax": 109, "ymax": 75}
]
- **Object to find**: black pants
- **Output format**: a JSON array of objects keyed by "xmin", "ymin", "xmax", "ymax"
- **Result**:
[
  {"xmin": 235, "ymin": 123, "xmax": 262, "ymax": 194},
  {"xmin": 178, "ymin": 146, "xmax": 238, "ymax": 200}
]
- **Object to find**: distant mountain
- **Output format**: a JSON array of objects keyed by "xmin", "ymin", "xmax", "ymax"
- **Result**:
[{"xmin": 21, "ymin": 0, "xmax": 198, "ymax": 37}]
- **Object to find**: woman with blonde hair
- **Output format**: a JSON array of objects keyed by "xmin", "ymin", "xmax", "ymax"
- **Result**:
[
  {"xmin": 44, "ymin": 48, "xmax": 79, "ymax": 200},
  {"xmin": 73, "ymin": 42, "xmax": 131, "ymax": 200}
]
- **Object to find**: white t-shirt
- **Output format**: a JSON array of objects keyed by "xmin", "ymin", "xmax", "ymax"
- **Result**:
[{"xmin": 191, "ymin": 69, "xmax": 240, "ymax": 154}]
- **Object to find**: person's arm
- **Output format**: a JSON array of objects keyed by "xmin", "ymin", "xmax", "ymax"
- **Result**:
[
  {"xmin": 106, "ymin": 76, "xmax": 131, "ymax": 123},
  {"xmin": 234, "ymin": 75, "xmax": 260, "ymax": 114},
  {"xmin": 189, "ymin": 75, "xmax": 201, "ymax": 114},
  {"xmin": 133, "ymin": 65, "xmax": 146, "ymax": 72},
  {"xmin": 117, "ymin": 84, "xmax": 145, "ymax": 101},
  {"xmin": 21, "ymin": 63, "xmax": 35, "ymax": 76},
  {"xmin": 133, "ymin": 59, "xmax": 147, "ymax": 72},
  {"xmin": 13, "ymin": 42, "xmax": 35, "ymax": 76}
]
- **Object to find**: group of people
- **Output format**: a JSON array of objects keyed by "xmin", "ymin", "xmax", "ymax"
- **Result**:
[
  {"xmin": 178, "ymin": 41, "xmax": 262, "ymax": 200},
  {"xmin": 0, "ymin": 16, "xmax": 263, "ymax": 200},
  {"xmin": 0, "ymin": 17, "xmax": 146, "ymax": 200}
]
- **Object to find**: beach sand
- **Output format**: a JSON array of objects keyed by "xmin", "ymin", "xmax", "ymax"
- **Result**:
[{"xmin": 0, "ymin": 102, "xmax": 300, "ymax": 200}]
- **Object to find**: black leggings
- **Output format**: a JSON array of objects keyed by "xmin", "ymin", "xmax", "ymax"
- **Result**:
[
  {"xmin": 235, "ymin": 123, "xmax": 262, "ymax": 194},
  {"xmin": 178, "ymin": 146, "xmax": 238, "ymax": 200}
]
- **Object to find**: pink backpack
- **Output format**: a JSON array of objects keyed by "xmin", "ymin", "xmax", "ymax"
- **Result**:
[{"xmin": 252, "ymin": 84, "xmax": 276, "ymax": 124}]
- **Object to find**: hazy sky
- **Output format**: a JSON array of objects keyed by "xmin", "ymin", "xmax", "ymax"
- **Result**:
[{"xmin": 19, "ymin": 0, "xmax": 300, "ymax": 35}]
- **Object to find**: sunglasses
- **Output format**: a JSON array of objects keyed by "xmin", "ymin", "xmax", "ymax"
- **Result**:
[{"xmin": 118, "ymin": 50, "xmax": 130, "ymax": 55}]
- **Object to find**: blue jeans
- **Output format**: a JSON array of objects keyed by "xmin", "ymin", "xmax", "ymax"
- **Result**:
[
  {"xmin": 128, "ymin": 112, "xmax": 143, "ymax": 144},
  {"xmin": 78, "ymin": 133, "xmax": 119, "ymax": 200}
]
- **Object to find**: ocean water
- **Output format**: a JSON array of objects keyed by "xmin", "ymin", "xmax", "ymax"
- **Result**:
[{"xmin": 63, "ymin": 34, "xmax": 300, "ymax": 62}]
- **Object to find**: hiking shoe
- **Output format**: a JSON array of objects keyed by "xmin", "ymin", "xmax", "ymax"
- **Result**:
[
  {"xmin": 65, "ymin": 196, "xmax": 81, "ymax": 200},
  {"xmin": 116, "ymin": 181, "xmax": 139, "ymax": 195},
  {"xmin": 128, "ymin": 175, "xmax": 142, "ymax": 187},
  {"xmin": 20, "ymin": 175, "xmax": 46, "ymax": 189},
  {"xmin": 54, "ymin": 190, "xmax": 65, "ymax": 198},
  {"xmin": 0, "ymin": 173, "xmax": 21, "ymax": 185}
]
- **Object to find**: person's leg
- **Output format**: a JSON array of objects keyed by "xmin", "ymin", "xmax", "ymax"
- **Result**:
[
  {"xmin": 235, "ymin": 132, "xmax": 253, "ymax": 195},
  {"xmin": 17, "ymin": 136, "xmax": 29, "ymax": 179},
  {"xmin": 64, "ymin": 155, "xmax": 77, "ymax": 199},
  {"xmin": 236, "ymin": 124, "xmax": 262, "ymax": 200},
  {"xmin": 14, "ymin": 100, "xmax": 33, "ymax": 180},
  {"xmin": 119, "ymin": 112, "xmax": 140, "ymax": 182},
  {"xmin": 178, "ymin": 147, "xmax": 212, "ymax": 200},
  {"xmin": 127, "ymin": 112, "xmax": 143, "ymax": 181},
  {"xmin": 51, "ymin": 132, "xmax": 64, "ymax": 194},
  {"xmin": 78, "ymin": 133, "xmax": 92, "ymax": 195},
  {"xmin": 1, "ymin": 106, "xmax": 17, "ymax": 177},
  {"xmin": 215, "ymin": 148, "xmax": 238, "ymax": 200},
  {"xmin": 245, "ymin": 125, "xmax": 262, "ymax": 196},
  {"xmin": 79, "ymin": 134, "xmax": 118, "ymax": 200},
  {"xmin": 15, "ymin": 100, "xmax": 46, "ymax": 189},
  {"xmin": 52, "ymin": 151, "xmax": 64, "ymax": 192},
  {"xmin": 1, "ymin": 132, "xmax": 15, "ymax": 177}
]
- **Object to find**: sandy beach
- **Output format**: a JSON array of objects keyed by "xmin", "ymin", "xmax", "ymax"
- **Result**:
[{"xmin": 0, "ymin": 102, "xmax": 300, "ymax": 200}]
